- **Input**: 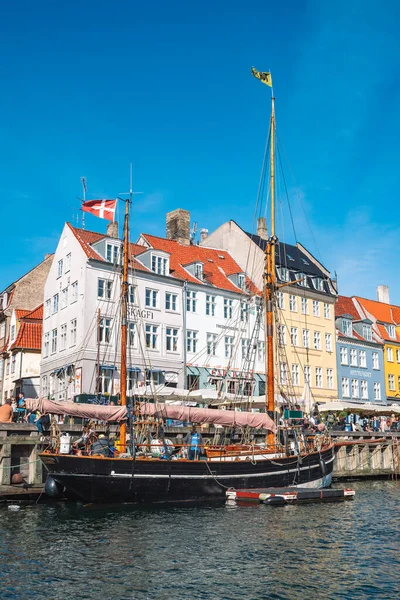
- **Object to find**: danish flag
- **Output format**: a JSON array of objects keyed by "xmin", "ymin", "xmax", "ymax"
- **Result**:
[{"xmin": 81, "ymin": 199, "xmax": 117, "ymax": 221}]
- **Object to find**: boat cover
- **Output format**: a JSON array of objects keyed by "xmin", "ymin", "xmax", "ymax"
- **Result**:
[{"xmin": 25, "ymin": 398, "xmax": 277, "ymax": 431}]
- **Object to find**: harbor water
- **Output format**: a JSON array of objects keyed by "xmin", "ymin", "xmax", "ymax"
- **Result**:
[{"xmin": 1, "ymin": 480, "xmax": 399, "ymax": 600}]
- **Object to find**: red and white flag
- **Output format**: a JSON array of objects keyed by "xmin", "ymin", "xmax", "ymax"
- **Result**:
[{"xmin": 81, "ymin": 199, "xmax": 117, "ymax": 221}]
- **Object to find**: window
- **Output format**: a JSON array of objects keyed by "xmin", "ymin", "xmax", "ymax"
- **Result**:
[
  {"xmin": 53, "ymin": 294, "xmax": 59, "ymax": 314},
  {"xmin": 278, "ymin": 267, "xmax": 290, "ymax": 282},
  {"xmin": 324, "ymin": 303, "xmax": 331, "ymax": 319},
  {"xmin": 372, "ymin": 352, "xmax": 379, "ymax": 370},
  {"xmin": 186, "ymin": 291, "xmax": 197, "ymax": 312},
  {"xmin": 238, "ymin": 273, "xmax": 245, "ymax": 289},
  {"xmin": 280, "ymin": 362, "xmax": 288, "ymax": 384},
  {"xmin": 224, "ymin": 298, "xmax": 233, "ymax": 319},
  {"xmin": 165, "ymin": 293, "xmax": 178, "ymax": 311},
  {"xmin": 325, "ymin": 333, "xmax": 332, "ymax": 352},
  {"xmin": 187, "ymin": 330, "xmax": 198, "ymax": 353},
  {"xmin": 224, "ymin": 336, "xmax": 233, "ymax": 358},
  {"xmin": 45, "ymin": 299, "xmax": 51, "ymax": 319},
  {"xmin": 350, "ymin": 349, "xmax": 358, "ymax": 366},
  {"xmin": 362, "ymin": 324, "xmax": 372, "ymax": 341},
  {"xmin": 397, "ymin": 349, "xmax": 400, "ymax": 363},
  {"xmin": 388, "ymin": 374, "xmax": 395, "ymax": 391},
  {"xmin": 240, "ymin": 301, "xmax": 249, "ymax": 322},
  {"xmin": 387, "ymin": 325, "xmax": 396, "ymax": 339},
  {"xmin": 361, "ymin": 380, "xmax": 368, "ymax": 400},
  {"xmin": 241, "ymin": 339, "xmax": 250, "ymax": 359},
  {"xmin": 44, "ymin": 333, "xmax": 49, "ymax": 357},
  {"xmin": 359, "ymin": 350, "xmax": 367, "ymax": 368},
  {"xmin": 342, "ymin": 377, "xmax": 350, "ymax": 397},
  {"xmin": 51, "ymin": 329, "xmax": 57, "ymax": 353},
  {"xmin": 70, "ymin": 319, "xmax": 77, "ymax": 346},
  {"xmin": 10, "ymin": 325, "xmax": 15, "ymax": 341},
  {"xmin": 207, "ymin": 333, "xmax": 217, "ymax": 356},
  {"xmin": 303, "ymin": 329, "xmax": 310, "ymax": 348},
  {"xmin": 98, "ymin": 279, "xmax": 113, "ymax": 300},
  {"xmin": 5, "ymin": 359, "xmax": 9, "ymax": 376},
  {"xmin": 0, "ymin": 322, "xmax": 4, "ymax": 338},
  {"xmin": 340, "ymin": 347, "xmax": 348, "ymax": 365},
  {"xmin": 278, "ymin": 325, "xmax": 286, "ymax": 345},
  {"xmin": 342, "ymin": 319, "xmax": 352, "ymax": 336},
  {"xmin": 290, "ymin": 327, "xmax": 298, "ymax": 346},
  {"xmin": 313, "ymin": 331, "xmax": 321, "ymax": 350},
  {"xmin": 0, "ymin": 358, "xmax": 3, "ymax": 379},
  {"xmin": 61, "ymin": 287, "xmax": 68, "ymax": 309},
  {"xmin": 374, "ymin": 382, "xmax": 381, "ymax": 400},
  {"xmin": 257, "ymin": 341, "xmax": 265, "ymax": 361},
  {"xmin": 351, "ymin": 379, "xmax": 359, "ymax": 398},
  {"xmin": 145, "ymin": 289, "xmax": 158, "ymax": 309},
  {"xmin": 313, "ymin": 277, "xmax": 324, "ymax": 291},
  {"xmin": 128, "ymin": 322, "xmax": 135, "ymax": 346},
  {"xmin": 151, "ymin": 254, "xmax": 168, "ymax": 275},
  {"xmin": 166, "ymin": 327, "xmax": 179, "ymax": 352},
  {"xmin": 106, "ymin": 244, "xmax": 119, "ymax": 263},
  {"xmin": 298, "ymin": 272, "xmax": 308, "ymax": 287},
  {"xmin": 304, "ymin": 365, "xmax": 311, "ymax": 384},
  {"xmin": 99, "ymin": 318, "xmax": 112, "ymax": 343},
  {"xmin": 129, "ymin": 285, "xmax": 135, "ymax": 304},
  {"xmin": 42, "ymin": 375, "xmax": 48, "ymax": 397},
  {"xmin": 277, "ymin": 292, "xmax": 285, "ymax": 309},
  {"xmin": 57, "ymin": 259, "xmax": 63, "ymax": 278},
  {"xmin": 99, "ymin": 368, "xmax": 113, "ymax": 394},
  {"xmin": 145, "ymin": 324, "xmax": 159, "ymax": 350},
  {"xmin": 387, "ymin": 347, "xmax": 393, "ymax": 362},
  {"xmin": 195, "ymin": 263, "xmax": 203, "ymax": 280},
  {"xmin": 312, "ymin": 300, "xmax": 320, "ymax": 317},
  {"xmin": 206, "ymin": 295, "xmax": 216, "ymax": 316},
  {"xmin": 71, "ymin": 281, "xmax": 78, "ymax": 303},
  {"xmin": 60, "ymin": 324, "xmax": 67, "ymax": 350},
  {"xmin": 289, "ymin": 295, "xmax": 297, "ymax": 312},
  {"xmin": 301, "ymin": 297, "xmax": 308, "ymax": 315},
  {"xmin": 11, "ymin": 354, "xmax": 16, "ymax": 374},
  {"xmin": 327, "ymin": 368, "xmax": 334, "ymax": 389},
  {"xmin": 65, "ymin": 253, "xmax": 71, "ymax": 272},
  {"xmin": 315, "ymin": 367, "xmax": 323, "ymax": 388},
  {"xmin": 146, "ymin": 370, "xmax": 165, "ymax": 386},
  {"xmin": 292, "ymin": 363, "xmax": 300, "ymax": 385}
]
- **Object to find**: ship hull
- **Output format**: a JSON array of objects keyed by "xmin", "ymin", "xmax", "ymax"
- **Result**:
[{"xmin": 40, "ymin": 444, "xmax": 334, "ymax": 504}]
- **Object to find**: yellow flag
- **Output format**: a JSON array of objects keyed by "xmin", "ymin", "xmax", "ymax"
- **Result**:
[{"xmin": 251, "ymin": 67, "xmax": 272, "ymax": 87}]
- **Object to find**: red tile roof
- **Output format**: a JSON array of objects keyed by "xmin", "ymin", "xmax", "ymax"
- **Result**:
[
  {"xmin": 23, "ymin": 304, "xmax": 43, "ymax": 320},
  {"xmin": 0, "ymin": 334, "xmax": 9, "ymax": 354},
  {"xmin": 355, "ymin": 296, "xmax": 400, "ymax": 343},
  {"xmin": 335, "ymin": 296, "xmax": 361, "ymax": 320},
  {"xmin": 10, "ymin": 322, "xmax": 42, "ymax": 351},
  {"xmin": 15, "ymin": 309, "xmax": 30, "ymax": 320},
  {"xmin": 140, "ymin": 234, "xmax": 259, "ymax": 293}
]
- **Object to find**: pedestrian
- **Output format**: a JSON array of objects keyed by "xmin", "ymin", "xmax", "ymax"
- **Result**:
[
  {"xmin": 17, "ymin": 392, "xmax": 26, "ymax": 422},
  {"xmin": 0, "ymin": 399, "xmax": 13, "ymax": 423},
  {"xmin": 184, "ymin": 425, "xmax": 205, "ymax": 460}
]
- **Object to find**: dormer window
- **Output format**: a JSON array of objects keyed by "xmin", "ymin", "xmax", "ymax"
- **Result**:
[
  {"xmin": 151, "ymin": 254, "xmax": 168, "ymax": 276},
  {"xmin": 278, "ymin": 267, "xmax": 290, "ymax": 282},
  {"xmin": 106, "ymin": 243, "xmax": 119, "ymax": 264},
  {"xmin": 301, "ymin": 258, "xmax": 309, "ymax": 265},
  {"xmin": 386, "ymin": 324, "xmax": 396, "ymax": 339},
  {"xmin": 297, "ymin": 272, "xmax": 308, "ymax": 287},
  {"xmin": 195, "ymin": 263, "xmax": 204, "ymax": 281},
  {"xmin": 238, "ymin": 273, "xmax": 245, "ymax": 289},
  {"xmin": 313, "ymin": 277, "xmax": 324, "ymax": 291},
  {"xmin": 362, "ymin": 324, "xmax": 372, "ymax": 341},
  {"xmin": 286, "ymin": 254, "xmax": 295, "ymax": 262},
  {"xmin": 342, "ymin": 319, "xmax": 352, "ymax": 336}
]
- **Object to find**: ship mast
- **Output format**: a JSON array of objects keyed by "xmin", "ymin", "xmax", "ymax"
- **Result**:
[
  {"xmin": 251, "ymin": 68, "xmax": 276, "ymax": 447},
  {"xmin": 119, "ymin": 180, "xmax": 131, "ymax": 451}
]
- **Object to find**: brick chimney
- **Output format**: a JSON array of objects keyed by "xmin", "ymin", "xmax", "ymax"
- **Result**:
[
  {"xmin": 377, "ymin": 285, "xmax": 390, "ymax": 304},
  {"xmin": 166, "ymin": 209, "xmax": 190, "ymax": 246},
  {"xmin": 257, "ymin": 217, "xmax": 268, "ymax": 240},
  {"xmin": 106, "ymin": 222, "xmax": 119, "ymax": 239}
]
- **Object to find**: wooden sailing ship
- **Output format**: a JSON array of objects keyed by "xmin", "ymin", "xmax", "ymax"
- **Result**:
[{"xmin": 35, "ymin": 68, "xmax": 334, "ymax": 503}]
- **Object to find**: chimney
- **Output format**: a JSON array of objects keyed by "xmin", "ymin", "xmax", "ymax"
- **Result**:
[
  {"xmin": 377, "ymin": 285, "xmax": 390, "ymax": 304},
  {"xmin": 257, "ymin": 217, "xmax": 268, "ymax": 240},
  {"xmin": 166, "ymin": 209, "xmax": 190, "ymax": 246},
  {"xmin": 107, "ymin": 221, "xmax": 119, "ymax": 239},
  {"xmin": 200, "ymin": 228, "xmax": 208, "ymax": 242}
]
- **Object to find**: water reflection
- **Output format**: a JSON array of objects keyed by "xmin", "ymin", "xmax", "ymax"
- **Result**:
[{"xmin": 0, "ymin": 481, "xmax": 399, "ymax": 600}]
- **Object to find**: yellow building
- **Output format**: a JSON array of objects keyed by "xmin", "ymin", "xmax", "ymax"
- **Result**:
[
  {"xmin": 201, "ymin": 220, "xmax": 339, "ymax": 404},
  {"xmin": 355, "ymin": 293, "xmax": 400, "ymax": 403}
]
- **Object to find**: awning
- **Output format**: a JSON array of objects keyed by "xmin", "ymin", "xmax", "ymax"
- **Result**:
[
  {"xmin": 100, "ymin": 364, "xmax": 117, "ymax": 371},
  {"xmin": 127, "ymin": 367, "xmax": 141, "ymax": 373},
  {"xmin": 147, "ymin": 369, "xmax": 165, "ymax": 374},
  {"xmin": 187, "ymin": 366, "xmax": 201, "ymax": 376}
]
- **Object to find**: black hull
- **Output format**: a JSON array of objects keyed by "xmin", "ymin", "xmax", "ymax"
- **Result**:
[{"xmin": 40, "ymin": 445, "xmax": 334, "ymax": 504}]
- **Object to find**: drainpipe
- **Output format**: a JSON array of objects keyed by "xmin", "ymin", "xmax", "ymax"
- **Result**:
[{"xmin": 183, "ymin": 281, "xmax": 187, "ymax": 389}]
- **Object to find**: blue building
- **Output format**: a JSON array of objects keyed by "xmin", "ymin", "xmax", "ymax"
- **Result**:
[{"xmin": 336, "ymin": 296, "xmax": 385, "ymax": 404}]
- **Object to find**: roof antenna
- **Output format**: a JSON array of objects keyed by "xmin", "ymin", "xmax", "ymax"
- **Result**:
[{"xmin": 80, "ymin": 177, "xmax": 87, "ymax": 229}]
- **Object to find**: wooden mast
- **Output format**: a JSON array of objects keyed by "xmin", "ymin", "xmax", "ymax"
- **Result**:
[
  {"xmin": 119, "ymin": 192, "xmax": 130, "ymax": 450},
  {"xmin": 266, "ymin": 93, "xmax": 276, "ymax": 447}
]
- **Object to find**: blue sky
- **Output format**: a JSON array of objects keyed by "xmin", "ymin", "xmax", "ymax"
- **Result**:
[{"xmin": 1, "ymin": 0, "xmax": 400, "ymax": 302}]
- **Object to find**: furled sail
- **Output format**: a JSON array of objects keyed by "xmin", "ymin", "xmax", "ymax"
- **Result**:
[{"xmin": 25, "ymin": 398, "xmax": 277, "ymax": 431}]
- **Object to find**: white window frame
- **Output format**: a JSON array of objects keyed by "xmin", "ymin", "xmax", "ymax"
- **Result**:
[
  {"xmin": 359, "ymin": 350, "xmax": 367, "ymax": 368},
  {"xmin": 145, "ymin": 324, "xmax": 159, "ymax": 350},
  {"xmin": 303, "ymin": 329, "xmax": 310, "ymax": 348},
  {"xmin": 291, "ymin": 363, "xmax": 300, "ymax": 386},
  {"xmin": 312, "ymin": 300, "xmax": 320, "ymax": 317},
  {"xmin": 60, "ymin": 323, "xmax": 67, "ymax": 350},
  {"xmin": 186, "ymin": 330, "xmax": 198, "ymax": 353},
  {"xmin": 350, "ymin": 348, "xmax": 358, "ymax": 367},
  {"xmin": 223, "ymin": 298, "xmax": 233, "ymax": 319},
  {"xmin": 71, "ymin": 281, "xmax": 78, "ymax": 303},
  {"xmin": 313, "ymin": 331, "xmax": 321, "ymax": 350},
  {"xmin": 324, "ymin": 303, "xmax": 331, "ymax": 319},
  {"xmin": 342, "ymin": 377, "xmax": 350, "ymax": 397},
  {"xmin": 301, "ymin": 297, "xmax": 308, "ymax": 315},
  {"xmin": 372, "ymin": 352, "xmax": 379, "ymax": 370},
  {"xmin": 325, "ymin": 333, "xmax": 332, "ymax": 352},
  {"xmin": 70, "ymin": 319, "xmax": 77, "ymax": 346},
  {"xmin": 277, "ymin": 292, "xmax": 285, "ymax": 309},
  {"xmin": 207, "ymin": 333, "xmax": 217, "ymax": 356},
  {"xmin": 374, "ymin": 382, "xmax": 381, "ymax": 400},
  {"xmin": 327, "ymin": 368, "xmax": 334, "ymax": 389},
  {"xmin": 388, "ymin": 374, "xmax": 395, "ymax": 391},
  {"xmin": 186, "ymin": 291, "xmax": 197, "ymax": 313},
  {"xmin": 165, "ymin": 292, "xmax": 178, "ymax": 312},
  {"xmin": 57, "ymin": 259, "xmax": 63, "ymax": 278},
  {"xmin": 340, "ymin": 346, "xmax": 348, "ymax": 365},
  {"xmin": 99, "ymin": 317, "xmax": 112, "ymax": 343},
  {"xmin": 53, "ymin": 294, "xmax": 59, "ymax": 314},
  {"xmin": 351, "ymin": 378, "xmax": 359, "ymax": 398},
  {"xmin": 278, "ymin": 325, "xmax": 286, "ymax": 346},
  {"xmin": 289, "ymin": 295, "xmax": 297, "ymax": 312},
  {"xmin": 206, "ymin": 295, "xmax": 216, "ymax": 316},
  {"xmin": 166, "ymin": 327, "xmax": 179, "ymax": 352},
  {"xmin": 145, "ymin": 288, "xmax": 159, "ymax": 309},
  {"xmin": 98, "ymin": 279, "xmax": 113, "ymax": 300},
  {"xmin": 361, "ymin": 380, "xmax": 368, "ymax": 400},
  {"xmin": 51, "ymin": 328, "xmax": 57, "ymax": 354},
  {"xmin": 224, "ymin": 336, "xmax": 233, "ymax": 358},
  {"xmin": 290, "ymin": 327, "xmax": 298, "ymax": 346},
  {"xmin": 387, "ymin": 347, "xmax": 393, "ymax": 362},
  {"xmin": 315, "ymin": 367, "xmax": 323, "ymax": 388}
]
